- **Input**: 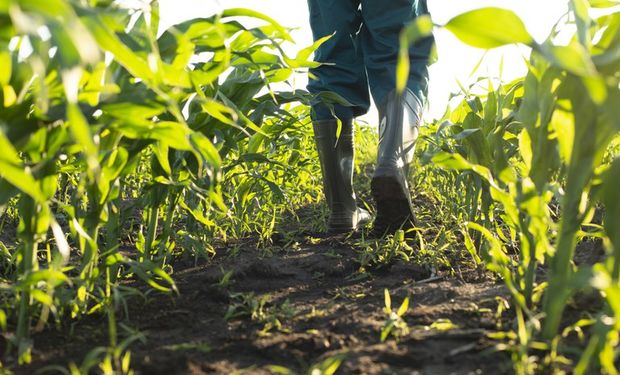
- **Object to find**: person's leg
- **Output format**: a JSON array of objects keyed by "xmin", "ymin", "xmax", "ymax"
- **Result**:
[
  {"xmin": 307, "ymin": 0, "xmax": 371, "ymax": 233},
  {"xmin": 360, "ymin": 0, "xmax": 433, "ymax": 106},
  {"xmin": 307, "ymin": 0, "xmax": 370, "ymax": 121},
  {"xmin": 359, "ymin": 0, "xmax": 434, "ymax": 235}
]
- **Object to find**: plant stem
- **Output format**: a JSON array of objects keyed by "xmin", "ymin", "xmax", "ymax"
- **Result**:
[{"xmin": 16, "ymin": 239, "xmax": 37, "ymax": 344}]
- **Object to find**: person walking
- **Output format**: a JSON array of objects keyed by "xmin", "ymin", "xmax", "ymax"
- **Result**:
[{"xmin": 307, "ymin": 0, "xmax": 434, "ymax": 235}]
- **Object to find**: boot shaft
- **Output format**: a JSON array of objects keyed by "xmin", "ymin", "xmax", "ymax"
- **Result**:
[
  {"xmin": 377, "ymin": 89, "xmax": 422, "ymax": 170},
  {"xmin": 313, "ymin": 119, "xmax": 370, "ymax": 233},
  {"xmin": 312, "ymin": 118, "xmax": 357, "ymax": 212}
]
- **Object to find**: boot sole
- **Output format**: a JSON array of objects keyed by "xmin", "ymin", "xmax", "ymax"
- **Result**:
[{"xmin": 327, "ymin": 209, "xmax": 372, "ymax": 234}]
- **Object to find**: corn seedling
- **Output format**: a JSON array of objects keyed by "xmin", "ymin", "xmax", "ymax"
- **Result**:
[{"xmin": 380, "ymin": 288, "xmax": 410, "ymax": 342}]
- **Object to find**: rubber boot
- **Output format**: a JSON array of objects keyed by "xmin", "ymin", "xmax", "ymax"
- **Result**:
[
  {"xmin": 313, "ymin": 119, "xmax": 371, "ymax": 234},
  {"xmin": 371, "ymin": 89, "xmax": 421, "ymax": 236}
]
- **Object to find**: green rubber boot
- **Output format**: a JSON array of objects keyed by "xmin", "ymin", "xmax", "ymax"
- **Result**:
[
  {"xmin": 371, "ymin": 89, "xmax": 421, "ymax": 236},
  {"xmin": 313, "ymin": 119, "xmax": 371, "ymax": 234}
]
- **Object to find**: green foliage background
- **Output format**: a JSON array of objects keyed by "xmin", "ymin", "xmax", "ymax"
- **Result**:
[
  {"xmin": 0, "ymin": 0, "xmax": 620, "ymax": 374},
  {"xmin": 0, "ymin": 0, "xmax": 330, "ymax": 369},
  {"xmin": 402, "ymin": 2, "xmax": 620, "ymax": 373}
]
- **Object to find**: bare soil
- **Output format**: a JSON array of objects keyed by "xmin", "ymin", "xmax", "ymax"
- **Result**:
[{"xmin": 9, "ymin": 234, "xmax": 513, "ymax": 375}]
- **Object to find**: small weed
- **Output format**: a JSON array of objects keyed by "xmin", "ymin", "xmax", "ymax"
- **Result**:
[
  {"xmin": 354, "ymin": 230, "xmax": 415, "ymax": 272},
  {"xmin": 428, "ymin": 319, "xmax": 459, "ymax": 331},
  {"xmin": 162, "ymin": 341, "xmax": 212, "ymax": 353},
  {"xmin": 215, "ymin": 267, "xmax": 235, "ymax": 289},
  {"xmin": 225, "ymin": 292, "xmax": 270, "ymax": 322},
  {"xmin": 269, "ymin": 353, "xmax": 346, "ymax": 375},
  {"xmin": 225, "ymin": 293, "xmax": 296, "ymax": 335}
]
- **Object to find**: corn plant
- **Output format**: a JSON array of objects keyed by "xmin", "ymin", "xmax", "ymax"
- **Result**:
[
  {"xmin": 0, "ymin": 0, "xmax": 327, "ymax": 365},
  {"xmin": 401, "ymin": 1, "xmax": 620, "ymax": 373}
]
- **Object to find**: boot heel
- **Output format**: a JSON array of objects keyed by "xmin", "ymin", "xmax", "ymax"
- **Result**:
[
  {"xmin": 328, "ymin": 207, "xmax": 371, "ymax": 234},
  {"xmin": 371, "ymin": 174, "xmax": 410, "ymax": 201}
]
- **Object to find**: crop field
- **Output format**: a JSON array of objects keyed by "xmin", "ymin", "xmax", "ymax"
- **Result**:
[{"xmin": 0, "ymin": 0, "xmax": 619, "ymax": 374}]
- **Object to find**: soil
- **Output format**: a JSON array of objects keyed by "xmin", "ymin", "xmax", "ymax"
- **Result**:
[{"xmin": 8, "ymin": 234, "xmax": 513, "ymax": 375}]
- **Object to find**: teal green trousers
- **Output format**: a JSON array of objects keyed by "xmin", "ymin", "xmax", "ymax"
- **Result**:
[{"xmin": 307, "ymin": 0, "xmax": 433, "ymax": 121}]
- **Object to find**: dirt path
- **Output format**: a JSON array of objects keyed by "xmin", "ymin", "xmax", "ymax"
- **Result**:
[{"xmin": 16, "ymin": 236, "xmax": 511, "ymax": 374}]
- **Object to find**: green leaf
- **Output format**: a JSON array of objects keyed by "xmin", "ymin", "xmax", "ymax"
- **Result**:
[
  {"xmin": 445, "ymin": 8, "xmax": 533, "ymax": 48},
  {"xmin": 50, "ymin": 218, "xmax": 70, "ymax": 263},
  {"xmin": 313, "ymin": 354, "xmax": 345, "ymax": 375},
  {"xmin": 397, "ymin": 15, "xmax": 433, "ymax": 93},
  {"xmin": 602, "ymin": 159, "xmax": 620, "ymax": 277},
  {"xmin": 221, "ymin": 8, "xmax": 293, "ymax": 42},
  {"xmin": 570, "ymin": 0, "xmax": 592, "ymax": 48},
  {"xmin": 267, "ymin": 365, "xmax": 294, "ymax": 375},
  {"xmin": 588, "ymin": 0, "xmax": 620, "ymax": 7},
  {"xmin": 190, "ymin": 133, "xmax": 222, "ymax": 171},
  {"xmin": 200, "ymin": 98, "xmax": 239, "ymax": 127},
  {"xmin": 103, "ymin": 103, "xmax": 166, "ymax": 119},
  {"xmin": 401, "ymin": 14, "xmax": 434, "ymax": 44},
  {"xmin": 17, "ymin": 0, "xmax": 71, "ymax": 17},
  {"xmin": 297, "ymin": 33, "xmax": 332, "ymax": 62},
  {"xmin": 49, "ymin": 21, "xmax": 82, "ymax": 68},
  {"xmin": 67, "ymin": 102, "xmax": 99, "ymax": 174},
  {"xmin": 0, "ymin": 309, "xmax": 6, "ymax": 331},
  {"xmin": 549, "ymin": 107, "xmax": 575, "ymax": 164},
  {"xmin": 80, "ymin": 11, "xmax": 155, "ymax": 83},
  {"xmin": 99, "ymin": 147, "xmax": 128, "ymax": 202},
  {"xmin": 113, "ymin": 120, "xmax": 192, "ymax": 151},
  {"xmin": 397, "ymin": 297, "xmax": 409, "ymax": 317},
  {"xmin": 260, "ymin": 177, "xmax": 285, "ymax": 201},
  {"xmin": 603, "ymin": 87, "xmax": 620, "ymax": 131},
  {"xmin": 540, "ymin": 41, "xmax": 598, "ymax": 77},
  {"xmin": 285, "ymin": 33, "xmax": 332, "ymax": 69},
  {"xmin": 396, "ymin": 47, "xmax": 409, "ymax": 95},
  {"xmin": 153, "ymin": 142, "xmax": 172, "ymax": 176},
  {"xmin": 0, "ymin": 127, "xmax": 47, "ymax": 203},
  {"xmin": 148, "ymin": 0, "xmax": 160, "ymax": 39},
  {"xmin": 429, "ymin": 319, "xmax": 458, "ymax": 331},
  {"xmin": 462, "ymin": 228, "xmax": 482, "ymax": 264},
  {"xmin": 0, "ymin": 51, "xmax": 10, "ymax": 86},
  {"xmin": 2, "ymin": 85, "xmax": 16, "ymax": 107},
  {"xmin": 19, "ymin": 269, "xmax": 70, "ymax": 288},
  {"xmin": 384, "ymin": 288, "xmax": 391, "ymax": 311},
  {"xmin": 581, "ymin": 75, "xmax": 607, "ymax": 104},
  {"xmin": 30, "ymin": 289, "xmax": 53, "ymax": 306}
]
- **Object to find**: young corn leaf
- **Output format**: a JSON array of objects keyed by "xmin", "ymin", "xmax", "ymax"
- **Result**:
[
  {"xmin": 221, "ymin": 8, "xmax": 293, "ymax": 43},
  {"xmin": 80, "ymin": 11, "xmax": 156, "ymax": 83},
  {"xmin": 589, "ymin": 0, "xmax": 620, "ymax": 6},
  {"xmin": 397, "ymin": 14, "xmax": 433, "ymax": 93},
  {"xmin": 397, "ymin": 297, "xmax": 409, "ymax": 317},
  {"xmin": 602, "ymin": 159, "xmax": 620, "ymax": 279},
  {"xmin": 445, "ymin": 8, "xmax": 533, "ymax": 48},
  {"xmin": 570, "ymin": 0, "xmax": 592, "ymax": 48},
  {"xmin": 285, "ymin": 33, "xmax": 332, "ymax": 69},
  {"xmin": 0, "ymin": 130, "xmax": 47, "ymax": 203},
  {"xmin": 539, "ymin": 41, "xmax": 599, "ymax": 77},
  {"xmin": 0, "ymin": 51, "xmax": 11, "ymax": 85},
  {"xmin": 384, "ymin": 288, "xmax": 391, "ymax": 311}
]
